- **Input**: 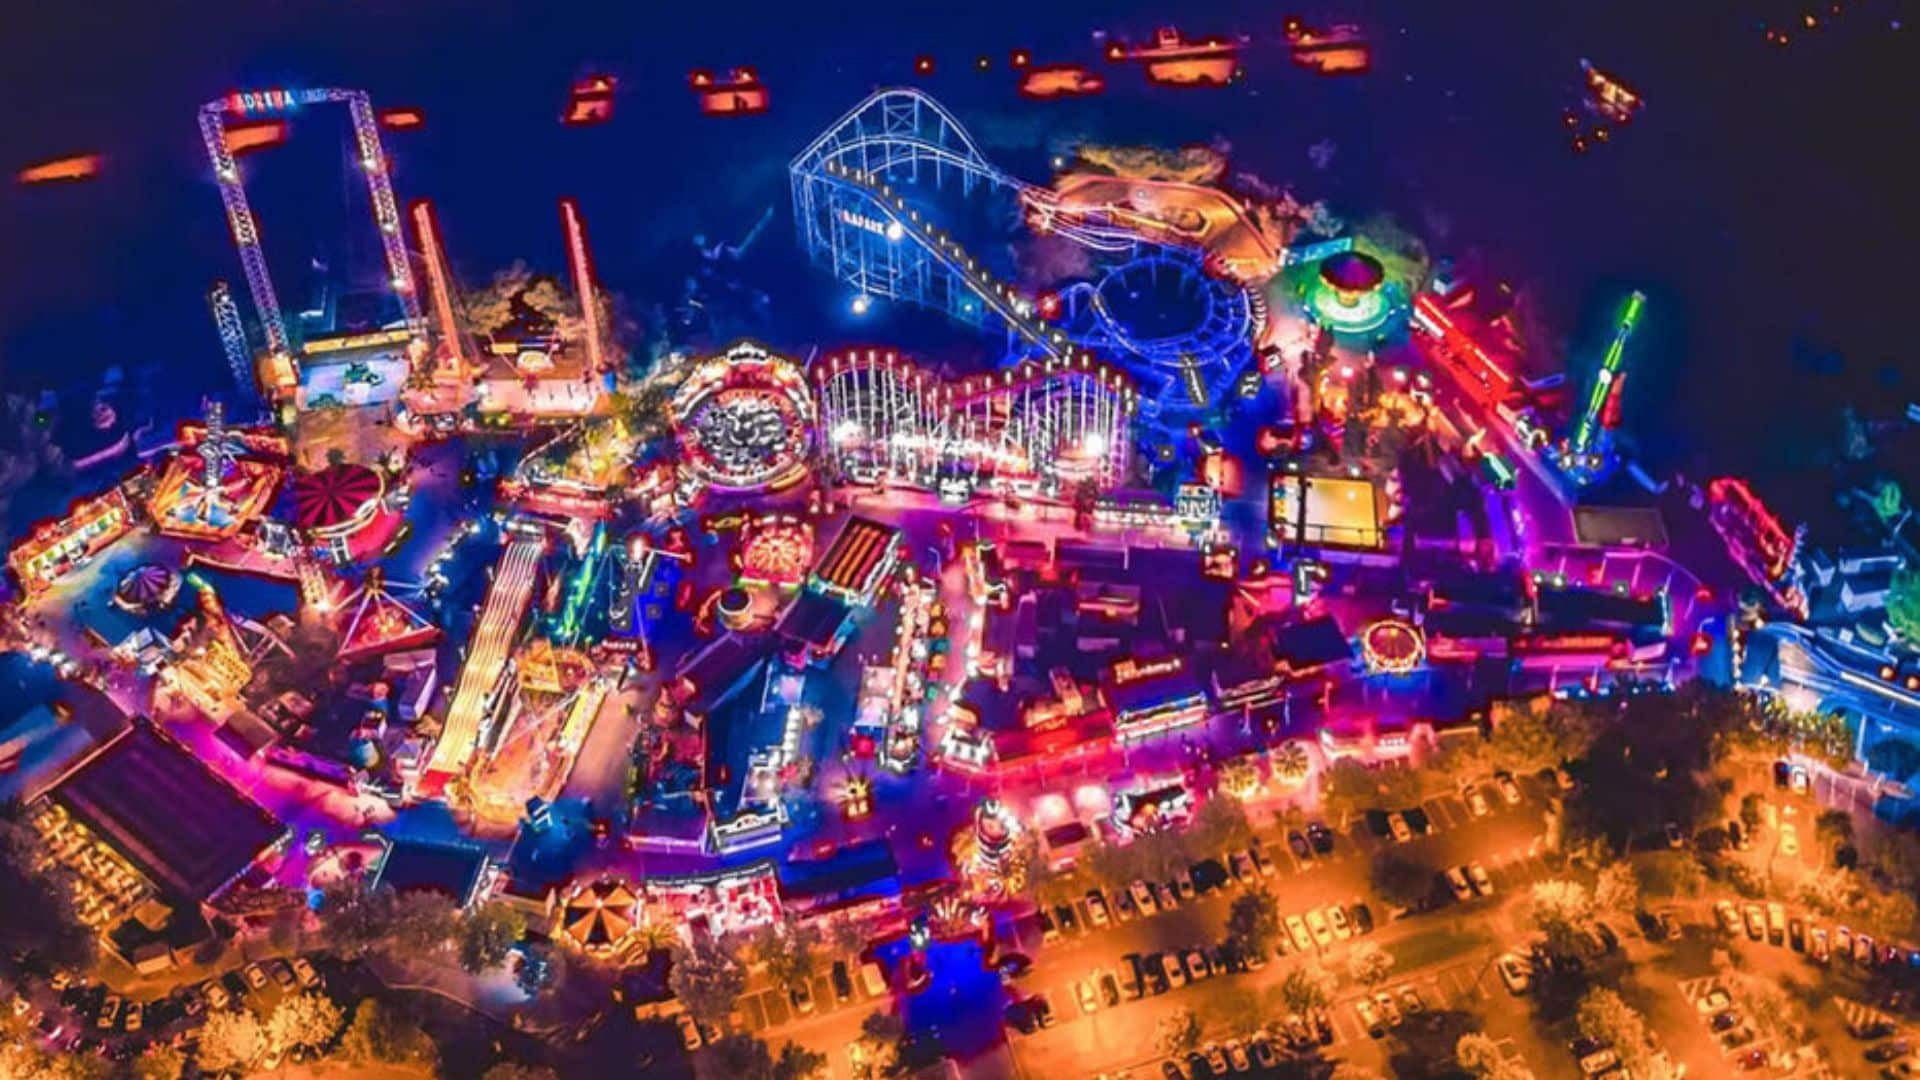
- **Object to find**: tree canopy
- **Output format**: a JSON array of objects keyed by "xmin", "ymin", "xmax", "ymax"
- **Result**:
[
  {"xmin": 457, "ymin": 901, "xmax": 528, "ymax": 974},
  {"xmin": 670, "ymin": 938, "xmax": 748, "ymax": 1027}
]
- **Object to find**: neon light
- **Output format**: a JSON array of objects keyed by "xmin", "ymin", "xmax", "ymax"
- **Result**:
[
  {"xmin": 552, "ymin": 523, "xmax": 606, "ymax": 644},
  {"xmin": 1568, "ymin": 290, "xmax": 1644, "ymax": 462},
  {"xmin": 1411, "ymin": 294, "xmax": 1515, "ymax": 401},
  {"xmin": 560, "ymin": 199, "xmax": 606, "ymax": 376},
  {"xmin": 411, "ymin": 200, "xmax": 464, "ymax": 376}
]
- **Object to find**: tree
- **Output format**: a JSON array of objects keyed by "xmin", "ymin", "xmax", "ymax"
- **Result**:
[
  {"xmin": 774, "ymin": 1041, "xmax": 828, "ymax": 1080},
  {"xmin": 1158, "ymin": 1007, "xmax": 1204, "ymax": 1056},
  {"xmin": 1739, "ymin": 793, "xmax": 1766, "ymax": 831},
  {"xmin": 853, "ymin": 1011, "xmax": 904, "ymax": 1078},
  {"xmin": 481, "ymin": 1065, "xmax": 559, "ymax": 1080},
  {"xmin": 1351, "ymin": 212, "xmax": 1433, "ymax": 296},
  {"xmin": 1321, "ymin": 758, "xmax": 1418, "ymax": 825},
  {"xmin": 197, "ymin": 1009, "xmax": 266, "ymax": 1074},
  {"xmin": 132, "ymin": 1045, "xmax": 187, "ymax": 1080},
  {"xmin": 1594, "ymin": 863, "xmax": 1639, "ymax": 915},
  {"xmin": 319, "ymin": 880, "xmax": 456, "ymax": 962},
  {"xmin": 1225, "ymin": 889, "xmax": 1281, "ymax": 956},
  {"xmin": 698, "ymin": 1034, "xmax": 774, "ymax": 1080},
  {"xmin": 1890, "ymin": 566, "xmax": 1920, "ymax": 644},
  {"xmin": 267, "ymin": 991, "xmax": 344, "ymax": 1054},
  {"xmin": 1187, "ymin": 794, "xmax": 1254, "ymax": 855},
  {"xmin": 1346, "ymin": 941, "xmax": 1394, "ymax": 989},
  {"xmin": 0, "ymin": 809, "xmax": 96, "ymax": 972},
  {"xmin": 1634, "ymin": 852, "xmax": 1704, "ymax": 899},
  {"xmin": 1278, "ymin": 965, "xmax": 1336, "ymax": 1015},
  {"xmin": 1815, "ymin": 808, "xmax": 1855, "ymax": 851},
  {"xmin": 672, "ymin": 938, "xmax": 748, "ymax": 1027},
  {"xmin": 1530, "ymin": 880, "xmax": 1597, "ymax": 956},
  {"xmin": 1575, "ymin": 988, "xmax": 1671, "ymax": 1077},
  {"xmin": 1370, "ymin": 849, "xmax": 1436, "ymax": 909},
  {"xmin": 1455, "ymin": 1032, "xmax": 1525, "ymax": 1079},
  {"xmin": 1487, "ymin": 698, "xmax": 1597, "ymax": 775},
  {"xmin": 338, "ymin": 998, "xmax": 437, "ymax": 1066},
  {"xmin": 458, "ymin": 901, "xmax": 528, "ymax": 974},
  {"xmin": 753, "ymin": 919, "xmax": 823, "ymax": 998}
]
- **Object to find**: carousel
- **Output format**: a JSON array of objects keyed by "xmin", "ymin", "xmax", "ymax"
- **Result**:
[
  {"xmin": 1361, "ymin": 618, "xmax": 1425, "ymax": 675},
  {"xmin": 559, "ymin": 877, "xmax": 642, "ymax": 957},
  {"xmin": 670, "ymin": 340, "xmax": 815, "ymax": 494},
  {"xmin": 289, "ymin": 462, "xmax": 398, "ymax": 562},
  {"xmin": 112, "ymin": 563, "xmax": 182, "ymax": 615}
]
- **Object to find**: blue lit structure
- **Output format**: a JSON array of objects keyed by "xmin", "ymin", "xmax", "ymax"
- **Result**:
[{"xmin": 1055, "ymin": 249, "xmax": 1264, "ymax": 416}]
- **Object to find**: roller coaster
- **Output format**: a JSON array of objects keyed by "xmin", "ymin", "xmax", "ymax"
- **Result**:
[{"xmin": 790, "ymin": 88, "xmax": 1264, "ymax": 420}]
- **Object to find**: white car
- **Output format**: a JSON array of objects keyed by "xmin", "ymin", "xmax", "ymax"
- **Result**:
[
  {"xmin": 1496, "ymin": 773, "xmax": 1522, "ymax": 805},
  {"xmin": 1466, "ymin": 788, "xmax": 1491, "ymax": 817},
  {"xmin": 1446, "ymin": 867, "xmax": 1474, "ymax": 902},
  {"xmin": 1327, "ymin": 906, "xmax": 1352, "ymax": 940},
  {"xmin": 1305, "ymin": 909, "xmax": 1333, "ymax": 947},
  {"xmin": 1161, "ymin": 953, "xmax": 1187, "ymax": 989},
  {"xmin": 1389, "ymin": 813, "xmax": 1413, "ymax": 843},
  {"xmin": 1467, "ymin": 862, "xmax": 1494, "ymax": 896},
  {"xmin": 1355, "ymin": 997, "xmax": 1383, "ymax": 1036},
  {"xmin": 1496, "ymin": 953, "xmax": 1531, "ymax": 995},
  {"xmin": 1286, "ymin": 915, "xmax": 1314, "ymax": 953}
]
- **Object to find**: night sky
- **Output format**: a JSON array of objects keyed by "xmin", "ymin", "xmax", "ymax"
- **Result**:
[{"xmin": 1, "ymin": 1, "xmax": 1913, "ymax": 484}]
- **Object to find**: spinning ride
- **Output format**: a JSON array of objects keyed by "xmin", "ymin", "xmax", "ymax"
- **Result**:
[{"xmin": 670, "ymin": 341, "xmax": 814, "ymax": 494}]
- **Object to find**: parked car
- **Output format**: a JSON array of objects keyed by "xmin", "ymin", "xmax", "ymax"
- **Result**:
[
  {"xmin": 1715, "ymin": 900, "xmax": 1742, "ymax": 935},
  {"xmin": 1075, "ymin": 979, "xmax": 1099, "ymax": 1014},
  {"xmin": 1287, "ymin": 832, "xmax": 1312, "ymax": 860},
  {"xmin": 1373, "ymin": 990, "xmax": 1402, "ymax": 1027},
  {"xmin": 1162, "ymin": 953, "xmax": 1188, "ymax": 990},
  {"xmin": 676, "ymin": 1013, "xmax": 703, "ymax": 1050},
  {"xmin": 1496, "ymin": 954, "xmax": 1531, "ymax": 995},
  {"xmin": 1354, "ymin": 997, "xmax": 1383, "ymax": 1037},
  {"xmin": 1388, "ymin": 813, "xmax": 1413, "ymax": 843},
  {"xmin": 1229, "ymin": 851, "xmax": 1256, "ymax": 884},
  {"xmin": 1495, "ymin": 772, "xmax": 1523, "ymax": 805},
  {"xmin": 290, "ymin": 957, "xmax": 319, "ymax": 988},
  {"xmin": 96, "ymin": 996, "xmax": 120, "ymax": 1030},
  {"xmin": 1184, "ymin": 948, "xmax": 1211, "ymax": 981},
  {"xmin": 204, "ymin": 982, "xmax": 230, "ymax": 1010},
  {"xmin": 1466, "ymin": 787, "xmax": 1491, "ymax": 818},
  {"xmin": 1767, "ymin": 903, "xmax": 1786, "ymax": 945},
  {"xmin": 1248, "ymin": 842, "xmax": 1276, "ymax": 877},
  {"xmin": 1446, "ymin": 867, "xmax": 1474, "ymax": 902},
  {"xmin": 1131, "ymin": 880, "xmax": 1159, "ymax": 916},
  {"xmin": 1327, "ymin": 906, "xmax": 1352, "ymax": 940},
  {"xmin": 1305, "ymin": 909, "xmax": 1333, "ymax": 947},
  {"xmin": 1285, "ymin": 915, "xmax": 1313, "ymax": 953},
  {"xmin": 1398, "ymin": 986, "xmax": 1424, "ymax": 1016},
  {"xmin": 1743, "ymin": 905, "xmax": 1765, "ymax": 940},
  {"xmin": 1086, "ymin": 890, "xmax": 1111, "ymax": 927},
  {"xmin": 1467, "ymin": 862, "xmax": 1494, "ymax": 896},
  {"xmin": 244, "ymin": 964, "xmax": 269, "ymax": 991},
  {"xmin": 269, "ymin": 960, "xmax": 296, "ymax": 989},
  {"xmin": 1306, "ymin": 823, "xmax": 1335, "ymax": 853},
  {"xmin": 1351, "ymin": 903, "xmax": 1374, "ymax": 934},
  {"xmin": 1696, "ymin": 987, "xmax": 1731, "ymax": 1014},
  {"xmin": 1811, "ymin": 926, "xmax": 1831, "ymax": 962},
  {"xmin": 1097, "ymin": 969, "xmax": 1121, "ymax": 1006},
  {"xmin": 861, "ymin": 961, "xmax": 887, "ymax": 997},
  {"xmin": 831, "ymin": 961, "xmax": 853, "ymax": 1004},
  {"xmin": 789, "ymin": 978, "xmax": 815, "ymax": 1015},
  {"xmin": 1053, "ymin": 903, "xmax": 1080, "ymax": 935}
]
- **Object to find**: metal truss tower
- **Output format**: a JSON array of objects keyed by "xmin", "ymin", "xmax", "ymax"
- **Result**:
[
  {"xmin": 206, "ymin": 280, "xmax": 257, "ymax": 410},
  {"xmin": 198, "ymin": 88, "xmax": 422, "ymax": 376}
]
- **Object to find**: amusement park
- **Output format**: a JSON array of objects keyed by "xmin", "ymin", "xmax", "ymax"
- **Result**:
[{"xmin": 2, "ymin": 6, "xmax": 1917, "ymax": 1080}]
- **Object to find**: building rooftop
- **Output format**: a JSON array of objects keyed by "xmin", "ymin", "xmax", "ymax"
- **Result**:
[{"xmin": 51, "ymin": 720, "xmax": 286, "ymax": 903}]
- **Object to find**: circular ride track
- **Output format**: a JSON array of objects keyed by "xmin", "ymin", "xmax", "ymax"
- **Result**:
[
  {"xmin": 1058, "ymin": 249, "xmax": 1265, "ymax": 419},
  {"xmin": 670, "ymin": 340, "xmax": 815, "ymax": 494}
]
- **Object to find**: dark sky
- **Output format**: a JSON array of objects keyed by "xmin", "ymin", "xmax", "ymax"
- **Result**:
[{"xmin": 0, "ymin": 0, "xmax": 1914, "ymax": 478}]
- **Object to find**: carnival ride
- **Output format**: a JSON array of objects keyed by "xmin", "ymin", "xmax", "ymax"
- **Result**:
[
  {"xmin": 147, "ymin": 403, "xmax": 286, "ymax": 541},
  {"xmin": 1053, "ymin": 249, "xmax": 1265, "ymax": 414},
  {"xmin": 199, "ymin": 88, "xmax": 420, "ymax": 395},
  {"xmin": 814, "ymin": 347, "xmax": 1135, "ymax": 493},
  {"xmin": 670, "ymin": 341, "xmax": 815, "ymax": 493},
  {"xmin": 333, "ymin": 570, "xmax": 440, "ymax": 662},
  {"xmin": 1556, "ymin": 290, "xmax": 1645, "ymax": 485},
  {"xmin": 793, "ymin": 87, "xmax": 1272, "ymax": 427},
  {"xmin": 419, "ymin": 532, "xmax": 547, "ymax": 792}
]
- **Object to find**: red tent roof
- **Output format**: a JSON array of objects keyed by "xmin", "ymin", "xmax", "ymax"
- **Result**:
[{"xmin": 291, "ymin": 464, "xmax": 383, "ymax": 532}]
